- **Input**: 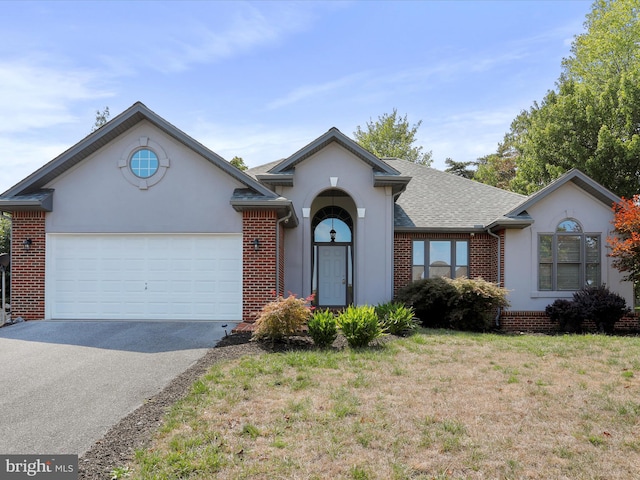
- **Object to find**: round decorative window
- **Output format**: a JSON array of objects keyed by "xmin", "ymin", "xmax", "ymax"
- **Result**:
[
  {"xmin": 119, "ymin": 137, "xmax": 170, "ymax": 189},
  {"xmin": 130, "ymin": 148, "xmax": 159, "ymax": 178}
]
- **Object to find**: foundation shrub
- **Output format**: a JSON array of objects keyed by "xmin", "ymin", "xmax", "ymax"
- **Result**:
[
  {"xmin": 308, "ymin": 309, "xmax": 338, "ymax": 348},
  {"xmin": 337, "ymin": 305, "xmax": 384, "ymax": 348},
  {"xmin": 448, "ymin": 277, "xmax": 510, "ymax": 332},
  {"xmin": 574, "ymin": 285, "xmax": 630, "ymax": 333},
  {"xmin": 545, "ymin": 299, "xmax": 583, "ymax": 333},
  {"xmin": 375, "ymin": 302, "xmax": 418, "ymax": 336},
  {"xmin": 547, "ymin": 285, "xmax": 630, "ymax": 333},
  {"xmin": 394, "ymin": 277, "xmax": 458, "ymax": 328},
  {"xmin": 252, "ymin": 293, "xmax": 313, "ymax": 342}
]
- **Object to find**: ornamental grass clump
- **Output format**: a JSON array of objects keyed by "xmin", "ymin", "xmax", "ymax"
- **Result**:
[
  {"xmin": 307, "ymin": 309, "xmax": 338, "ymax": 348},
  {"xmin": 337, "ymin": 305, "xmax": 384, "ymax": 348},
  {"xmin": 375, "ymin": 301, "xmax": 418, "ymax": 336},
  {"xmin": 252, "ymin": 293, "xmax": 313, "ymax": 342}
]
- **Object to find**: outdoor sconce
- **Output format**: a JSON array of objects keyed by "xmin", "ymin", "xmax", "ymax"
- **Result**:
[
  {"xmin": 23, "ymin": 238, "xmax": 32, "ymax": 251},
  {"xmin": 253, "ymin": 238, "xmax": 260, "ymax": 251},
  {"xmin": 330, "ymin": 228, "xmax": 336, "ymax": 242}
]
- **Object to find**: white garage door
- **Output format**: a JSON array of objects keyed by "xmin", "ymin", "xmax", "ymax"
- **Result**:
[{"xmin": 46, "ymin": 234, "xmax": 242, "ymax": 321}]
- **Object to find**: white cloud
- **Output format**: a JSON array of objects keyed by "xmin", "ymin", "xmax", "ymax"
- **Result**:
[
  {"xmin": 143, "ymin": 3, "xmax": 320, "ymax": 74},
  {"xmin": 266, "ymin": 72, "xmax": 370, "ymax": 110},
  {"xmin": 0, "ymin": 59, "xmax": 113, "ymax": 133}
]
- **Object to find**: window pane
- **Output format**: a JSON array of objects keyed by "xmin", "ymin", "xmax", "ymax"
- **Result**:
[
  {"xmin": 586, "ymin": 263, "xmax": 600, "ymax": 286},
  {"xmin": 586, "ymin": 236, "xmax": 600, "ymax": 263},
  {"xmin": 315, "ymin": 218, "xmax": 351, "ymax": 242},
  {"xmin": 412, "ymin": 266, "xmax": 425, "ymax": 281},
  {"xmin": 430, "ymin": 241, "xmax": 451, "ymax": 266},
  {"xmin": 430, "ymin": 265, "xmax": 451, "ymax": 278},
  {"xmin": 413, "ymin": 241, "xmax": 424, "ymax": 266},
  {"xmin": 539, "ymin": 264, "xmax": 552, "ymax": 290},
  {"xmin": 557, "ymin": 264, "xmax": 580, "ymax": 290},
  {"xmin": 539, "ymin": 235, "xmax": 552, "ymax": 263},
  {"xmin": 557, "ymin": 236, "xmax": 581, "ymax": 263},
  {"xmin": 456, "ymin": 241, "xmax": 468, "ymax": 266},
  {"xmin": 455, "ymin": 266, "xmax": 468, "ymax": 278},
  {"xmin": 557, "ymin": 220, "xmax": 582, "ymax": 232}
]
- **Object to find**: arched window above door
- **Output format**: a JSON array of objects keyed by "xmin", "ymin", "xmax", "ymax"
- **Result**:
[{"xmin": 312, "ymin": 206, "xmax": 352, "ymax": 243}]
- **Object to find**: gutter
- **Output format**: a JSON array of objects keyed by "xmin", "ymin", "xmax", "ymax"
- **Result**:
[
  {"xmin": 275, "ymin": 210, "xmax": 293, "ymax": 296},
  {"xmin": 486, "ymin": 228, "xmax": 502, "ymax": 327}
]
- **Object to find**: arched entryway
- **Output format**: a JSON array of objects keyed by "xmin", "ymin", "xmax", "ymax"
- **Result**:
[{"xmin": 311, "ymin": 190, "xmax": 354, "ymax": 307}]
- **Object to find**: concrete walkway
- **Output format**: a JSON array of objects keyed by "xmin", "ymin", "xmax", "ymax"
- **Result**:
[{"xmin": 0, "ymin": 320, "xmax": 234, "ymax": 455}]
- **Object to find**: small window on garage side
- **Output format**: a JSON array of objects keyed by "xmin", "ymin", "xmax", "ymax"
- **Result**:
[{"xmin": 130, "ymin": 148, "xmax": 159, "ymax": 178}]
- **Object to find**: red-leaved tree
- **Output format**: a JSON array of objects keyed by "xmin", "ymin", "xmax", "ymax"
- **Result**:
[{"xmin": 608, "ymin": 195, "xmax": 640, "ymax": 282}]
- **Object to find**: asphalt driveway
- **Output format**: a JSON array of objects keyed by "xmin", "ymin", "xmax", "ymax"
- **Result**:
[{"xmin": 0, "ymin": 320, "xmax": 234, "ymax": 455}]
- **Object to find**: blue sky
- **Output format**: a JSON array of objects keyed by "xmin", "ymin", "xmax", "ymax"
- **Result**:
[{"xmin": 0, "ymin": 0, "xmax": 593, "ymax": 194}]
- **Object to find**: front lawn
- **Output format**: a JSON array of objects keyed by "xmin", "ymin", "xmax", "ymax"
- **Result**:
[{"xmin": 123, "ymin": 330, "xmax": 640, "ymax": 479}]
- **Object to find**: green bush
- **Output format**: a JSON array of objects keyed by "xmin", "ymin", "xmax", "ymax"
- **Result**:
[
  {"xmin": 337, "ymin": 305, "xmax": 384, "ymax": 348},
  {"xmin": 308, "ymin": 309, "xmax": 338, "ymax": 348},
  {"xmin": 375, "ymin": 302, "xmax": 418, "ymax": 336},
  {"xmin": 545, "ymin": 299, "xmax": 582, "ymax": 333},
  {"xmin": 394, "ymin": 277, "xmax": 458, "ymax": 328},
  {"xmin": 547, "ymin": 285, "xmax": 631, "ymax": 334},
  {"xmin": 447, "ymin": 277, "xmax": 510, "ymax": 332},
  {"xmin": 252, "ymin": 293, "xmax": 312, "ymax": 342}
]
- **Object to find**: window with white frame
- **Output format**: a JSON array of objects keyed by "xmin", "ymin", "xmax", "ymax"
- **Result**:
[
  {"xmin": 538, "ymin": 219, "xmax": 600, "ymax": 291},
  {"xmin": 412, "ymin": 240, "xmax": 468, "ymax": 280}
]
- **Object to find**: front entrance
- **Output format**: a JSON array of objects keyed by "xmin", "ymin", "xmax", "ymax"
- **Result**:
[
  {"xmin": 318, "ymin": 245, "xmax": 347, "ymax": 305},
  {"xmin": 312, "ymin": 195, "xmax": 353, "ymax": 308}
]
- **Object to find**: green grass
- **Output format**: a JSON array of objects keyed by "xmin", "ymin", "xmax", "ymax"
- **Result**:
[{"xmin": 127, "ymin": 329, "xmax": 640, "ymax": 479}]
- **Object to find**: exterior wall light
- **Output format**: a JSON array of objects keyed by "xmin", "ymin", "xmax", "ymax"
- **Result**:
[
  {"xmin": 253, "ymin": 238, "xmax": 260, "ymax": 251},
  {"xmin": 23, "ymin": 238, "xmax": 32, "ymax": 251}
]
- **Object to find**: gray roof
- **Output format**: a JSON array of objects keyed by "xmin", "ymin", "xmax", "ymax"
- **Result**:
[{"xmin": 384, "ymin": 159, "xmax": 527, "ymax": 231}]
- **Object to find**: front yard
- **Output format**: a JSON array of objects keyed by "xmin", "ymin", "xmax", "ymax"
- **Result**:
[{"xmin": 120, "ymin": 330, "xmax": 640, "ymax": 479}]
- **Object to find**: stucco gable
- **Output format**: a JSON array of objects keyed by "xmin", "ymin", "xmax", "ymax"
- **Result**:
[
  {"xmin": 254, "ymin": 128, "xmax": 410, "ymax": 196},
  {"xmin": 0, "ymin": 102, "xmax": 280, "ymax": 212},
  {"xmin": 506, "ymin": 169, "xmax": 621, "ymax": 218}
]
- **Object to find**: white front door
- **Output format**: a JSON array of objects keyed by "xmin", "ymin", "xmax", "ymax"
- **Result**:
[{"xmin": 318, "ymin": 245, "xmax": 346, "ymax": 306}]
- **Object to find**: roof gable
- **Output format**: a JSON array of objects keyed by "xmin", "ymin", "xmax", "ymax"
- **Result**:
[
  {"xmin": 255, "ymin": 128, "xmax": 410, "ymax": 196},
  {"xmin": 506, "ymin": 169, "xmax": 621, "ymax": 218},
  {"xmin": 1, "ymin": 102, "xmax": 277, "ymax": 200},
  {"xmin": 269, "ymin": 127, "xmax": 401, "ymax": 175}
]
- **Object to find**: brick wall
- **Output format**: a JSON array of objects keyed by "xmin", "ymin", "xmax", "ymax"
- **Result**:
[
  {"xmin": 242, "ymin": 210, "xmax": 279, "ymax": 323},
  {"xmin": 500, "ymin": 311, "xmax": 640, "ymax": 333},
  {"xmin": 11, "ymin": 211, "xmax": 46, "ymax": 320},
  {"xmin": 393, "ymin": 231, "xmax": 501, "ymax": 295}
]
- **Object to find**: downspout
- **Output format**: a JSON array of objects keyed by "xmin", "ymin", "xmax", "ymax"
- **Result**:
[
  {"xmin": 275, "ymin": 210, "xmax": 293, "ymax": 297},
  {"xmin": 486, "ymin": 228, "xmax": 502, "ymax": 327}
]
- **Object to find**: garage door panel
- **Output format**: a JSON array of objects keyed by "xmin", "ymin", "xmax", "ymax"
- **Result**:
[{"xmin": 47, "ymin": 234, "xmax": 242, "ymax": 321}]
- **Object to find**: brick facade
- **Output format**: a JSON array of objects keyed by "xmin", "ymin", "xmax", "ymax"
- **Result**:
[
  {"xmin": 11, "ymin": 211, "xmax": 46, "ymax": 320},
  {"xmin": 393, "ymin": 231, "xmax": 502, "ymax": 296},
  {"xmin": 500, "ymin": 311, "xmax": 639, "ymax": 333},
  {"xmin": 241, "ymin": 210, "xmax": 280, "ymax": 323}
]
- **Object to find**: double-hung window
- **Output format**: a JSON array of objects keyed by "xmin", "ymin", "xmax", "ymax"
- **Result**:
[
  {"xmin": 538, "ymin": 219, "xmax": 600, "ymax": 291},
  {"xmin": 412, "ymin": 240, "xmax": 468, "ymax": 280}
]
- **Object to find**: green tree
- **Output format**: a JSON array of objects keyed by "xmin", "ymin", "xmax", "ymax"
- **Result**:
[
  {"xmin": 354, "ymin": 109, "xmax": 433, "ymax": 165},
  {"xmin": 230, "ymin": 156, "xmax": 248, "ymax": 171},
  {"xmin": 444, "ymin": 158, "xmax": 476, "ymax": 179},
  {"xmin": 0, "ymin": 215, "xmax": 9, "ymax": 255},
  {"xmin": 474, "ymin": 116, "xmax": 523, "ymax": 190},
  {"xmin": 91, "ymin": 106, "xmax": 110, "ymax": 132},
  {"xmin": 508, "ymin": 0, "xmax": 640, "ymax": 198}
]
